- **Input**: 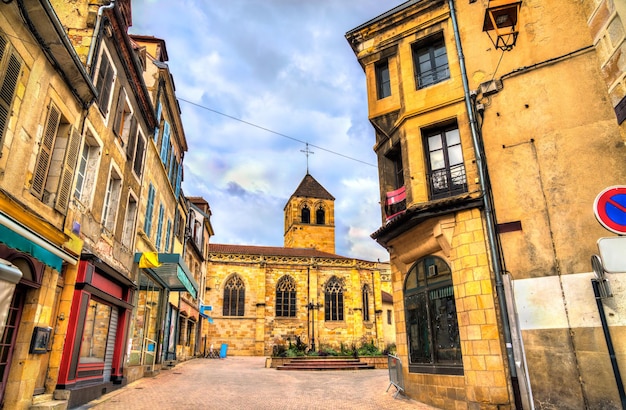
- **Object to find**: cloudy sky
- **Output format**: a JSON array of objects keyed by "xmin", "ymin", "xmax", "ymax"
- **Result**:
[{"xmin": 129, "ymin": 1, "xmax": 404, "ymax": 261}]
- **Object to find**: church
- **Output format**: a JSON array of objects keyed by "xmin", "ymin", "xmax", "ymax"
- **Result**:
[{"xmin": 204, "ymin": 173, "xmax": 392, "ymax": 356}]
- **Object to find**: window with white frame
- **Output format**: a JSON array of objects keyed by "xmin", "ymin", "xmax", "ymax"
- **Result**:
[
  {"xmin": 122, "ymin": 193, "xmax": 138, "ymax": 247},
  {"xmin": 74, "ymin": 130, "xmax": 101, "ymax": 206},
  {"xmin": 112, "ymin": 88, "xmax": 134, "ymax": 149},
  {"xmin": 102, "ymin": 167, "xmax": 122, "ymax": 232}
]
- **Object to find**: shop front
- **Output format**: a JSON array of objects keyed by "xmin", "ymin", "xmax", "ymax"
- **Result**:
[
  {"xmin": 56, "ymin": 255, "xmax": 134, "ymax": 408},
  {"xmin": 127, "ymin": 253, "xmax": 198, "ymax": 380}
]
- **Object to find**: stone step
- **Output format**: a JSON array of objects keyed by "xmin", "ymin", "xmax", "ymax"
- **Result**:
[
  {"xmin": 276, "ymin": 358, "xmax": 375, "ymax": 371},
  {"xmin": 29, "ymin": 400, "xmax": 68, "ymax": 410}
]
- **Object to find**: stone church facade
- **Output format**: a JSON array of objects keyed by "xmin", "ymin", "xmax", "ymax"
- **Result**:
[{"xmin": 204, "ymin": 174, "xmax": 391, "ymax": 355}]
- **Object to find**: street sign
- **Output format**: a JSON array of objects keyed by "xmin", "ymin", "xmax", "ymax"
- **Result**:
[
  {"xmin": 593, "ymin": 186, "xmax": 626, "ymax": 234},
  {"xmin": 597, "ymin": 237, "xmax": 626, "ymax": 273}
]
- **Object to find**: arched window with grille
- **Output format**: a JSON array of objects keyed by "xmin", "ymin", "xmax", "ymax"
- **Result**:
[
  {"xmin": 324, "ymin": 276, "xmax": 344, "ymax": 321},
  {"xmin": 276, "ymin": 275, "xmax": 297, "ymax": 317},
  {"xmin": 362, "ymin": 284, "xmax": 370, "ymax": 322},
  {"xmin": 301, "ymin": 205, "xmax": 310, "ymax": 223},
  {"xmin": 315, "ymin": 205, "xmax": 325, "ymax": 225},
  {"xmin": 223, "ymin": 274, "xmax": 245, "ymax": 316},
  {"xmin": 404, "ymin": 255, "xmax": 462, "ymax": 374}
]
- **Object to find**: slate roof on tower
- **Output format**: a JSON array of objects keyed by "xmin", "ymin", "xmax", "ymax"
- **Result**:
[{"xmin": 290, "ymin": 173, "xmax": 335, "ymax": 201}]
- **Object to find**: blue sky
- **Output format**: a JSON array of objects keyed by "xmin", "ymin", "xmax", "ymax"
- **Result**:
[{"xmin": 129, "ymin": 1, "xmax": 403, "ymax": 261}]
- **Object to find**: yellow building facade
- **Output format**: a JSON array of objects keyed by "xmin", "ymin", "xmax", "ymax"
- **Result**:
[{"xmin": 347, "ymin": 0, "xmax": 626, "ymax": 409}]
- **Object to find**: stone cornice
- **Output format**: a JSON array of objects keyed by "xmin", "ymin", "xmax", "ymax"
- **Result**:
[{"xmin": 208, "ymin": 253, "xmax": 378, "ymax": 270}]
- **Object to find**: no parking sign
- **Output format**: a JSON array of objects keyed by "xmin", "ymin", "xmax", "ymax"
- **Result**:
[{"xmin": 593, "ymin": 186, "xmax": 626, "ymax": 235}]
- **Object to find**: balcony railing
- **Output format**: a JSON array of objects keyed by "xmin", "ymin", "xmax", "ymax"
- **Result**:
[
  {"xmin": 428, "ymin": 164, "xmax": 467, "ymax": 200},
  {"xmin": 385, "ymin": 186, "xmax": 407, "ymax": 222}
]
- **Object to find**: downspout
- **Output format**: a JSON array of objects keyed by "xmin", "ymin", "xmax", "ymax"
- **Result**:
[
  {"xmin": 447, "ymin": 0, "xmax": 518, "ymax": 394},
  {"xmin": 86, "ymin": 0, "xmax": 115, "ymax": 75}
]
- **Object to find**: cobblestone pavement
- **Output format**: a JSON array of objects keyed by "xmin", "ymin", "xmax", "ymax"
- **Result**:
[{"xmin": 78, "ymin": 357, "xmax": 440, "ymax": 410}]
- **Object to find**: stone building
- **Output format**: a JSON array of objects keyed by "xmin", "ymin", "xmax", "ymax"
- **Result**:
[
  {"xmin": 205, "ymin": 173, "xmax": 391, "ymax": 356},
  {"xmin": 0, "ymin": 0, "xmax": 95, "ymax": 408},
  {"xmin": 347, "ymin": 0, "xmax": 626, "ymax": 409}
]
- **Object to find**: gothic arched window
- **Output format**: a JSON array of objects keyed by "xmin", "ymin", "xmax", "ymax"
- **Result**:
[
  {"xmin": 223, "ymin": 274, "xmax": 245, "ymax": 316},
  {"xmin": 276, "ymin": 275, "xmax": 297, "ymax": 317},
  {"xmin": 362, "ymin": 284, "xmax": 370, "ymax": 322},
  {"xmin": 324, "ymin": 276, "xmax": 344, "ymax": 321},
  {"xmin": 404, "ymin": 256, "xmax": 461, "ymax": 374},
  {"xmin": 301, "ymin": 205, "xmax": 310, "ymax": 223},
  {"xmin": 316, "ymin": 205, "xmax": 325, "ymax": 225}
]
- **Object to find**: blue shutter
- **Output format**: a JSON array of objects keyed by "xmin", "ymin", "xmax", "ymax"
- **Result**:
[
  {"xmin": 144, "ymin": 184, "xmax": 155, "ymax": 236},
  {"xmin": 155, "ymin": 204, "xmax": 164, "ymax": 250},
  {"xmin": 165, "ymin": 219, "xmax": 172, "ymax": 252},
  {"xmin": 175, "ymin": 161, "xmax": 182, "ymax": 199},
  {"xmin": 160, "ymin": 121, "xmax": 170, "ymax": 163},
  {"xmin": 154, "ymin": 101, "xmax": 162, "ymax": 143}
]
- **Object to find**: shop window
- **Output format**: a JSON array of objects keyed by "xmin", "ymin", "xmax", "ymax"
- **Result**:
[
  {"xmin": 0, "ymin": 33, "xmax": 23, "ymax": 148},
  {"xmin": 276, "ymin": 275, "xmax": 296, "ymax": 317},
  {"xmin": 424, "ymin": 125, "xmax": 467, "ymax": 199},
  {"xmin": 412, "ymin": 32, "xmax": 449, "ymax": 89},
  {"xmin": 324, "ymin": 276, "xmax": 344, "ymax": 321},
  {"xmin": 375, "ymin": 59, "xmax": 391, "ymax": 99},
  {"xmin": 79, "ymin": 299, "xmax": 112, "ymax": 363},
  {"xmin": 404, "ymin": 256, "xmax": 462, "ymax": 374},
  {"xmin": 223, "ymin": 275, "xmax": 245, "ymax": 316},
  {"xmin": 31, "ymin": 102, "xmax": 81, "ymax": 214}
]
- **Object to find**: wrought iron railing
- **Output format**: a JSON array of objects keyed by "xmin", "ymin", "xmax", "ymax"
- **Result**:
[{"xmin": 427, "ymin": 164, "xmax": 467, "ymax": 199}]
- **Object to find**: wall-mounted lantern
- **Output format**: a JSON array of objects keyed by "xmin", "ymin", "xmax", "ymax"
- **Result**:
[{"xmin": 482, "ymin": 0, "xmax": 522, "ymax": 51}]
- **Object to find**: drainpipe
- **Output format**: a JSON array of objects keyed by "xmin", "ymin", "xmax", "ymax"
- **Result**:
[
  {"xmin": 447, "ymin": 0, "xmax": 519, "ymax": 397},
  {"xmin": 86, "ymin": 0, "xmax": 116, "ymax": 74}
]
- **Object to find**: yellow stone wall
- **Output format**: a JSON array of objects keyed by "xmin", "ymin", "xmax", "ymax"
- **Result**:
[{"xmin": 284, "ymin": 197, "xmax": 335, "ymax": 254}]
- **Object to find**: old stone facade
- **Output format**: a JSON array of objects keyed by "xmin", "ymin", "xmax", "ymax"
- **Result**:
[
  {"xmin": 347, "ymin": 0, "xmax": 626, "ymax": 409},
  {"xmin": 205, "ymin": 174, "xmax": 392, "ymax": 356}
]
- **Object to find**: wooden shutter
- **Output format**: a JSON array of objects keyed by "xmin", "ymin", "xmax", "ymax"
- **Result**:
[
  {"xmin": 0, "ymin": 45, "xmax": 22, "ymax": 146},
  {"xmin": 143, "ymin": 184, "xmax": 155, "ymax": 235},
  {"xmin": 112, "ymin": 88, "xmax": 126, "ymax": 137},
  {"xmin": 55, "ymin": 128, "xmax": 81, "ymax": 212},
  {"xmin": 133, "ymin": 134, "xmax": 145, "ymax": 176},
  {"xmin": 126, "ymin": 116, "xmax": 137, "ymax": 160},
  {"xmin": 31, "ymin": 103, "xmax": 60, "ymax": 198},
  {"xmin": 96, "ymin": 55, "xmax": 114, "ymax": 113},
  {"xmin": 160, "ymin": 121, "xmax": 170, "ymax": 162}
]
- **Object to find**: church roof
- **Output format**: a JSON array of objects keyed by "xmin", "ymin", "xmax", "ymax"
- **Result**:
[
  {"xmin": 290, "ymin": 173, "xmax": 335, "ymax": 201},
  {"xmin": 209, "ymin": 243, "xmax": 345, "ymax": 259}
]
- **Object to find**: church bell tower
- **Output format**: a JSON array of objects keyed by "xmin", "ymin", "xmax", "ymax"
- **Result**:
[{"xmin": 284, "ymin": 173, "xmax": 335, "ymax": 254}]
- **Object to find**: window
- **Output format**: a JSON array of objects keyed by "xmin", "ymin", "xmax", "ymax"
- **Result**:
[
  {"xmin": 387, "ymin": 309, "xmax": 392, "ymax": 325},
  {"xmin": 94, "ymin": 49, "xmax": 115, "ymax": 115},
  {"xmin": 144, "ymin": 184, "xmax": 155, "ymax": 236},
  {"xmin": 132, "ymin": 131, "xmax": 146, "ymax": 177},
  {"xmin": 375, "ymin": 59, "xmax": 391, "ymax": 99},
  {"xmin": 383, "ymin": 143, "xmax": 406, "ymax": 221},
  {"xmin": 413, "ymin": 33, "xmax": 449, "ymax": 89},
  {"xmin": 0, "ymin": 34, "xmax": 23, "ymax": 147},
  {"xmin": 424, "ymin": 125, "xmax": 467, "ymax": 199},
  {"xmin": 74, "ymin": 132, "xmax": 101, "ymax": 206},
  {"xmin": 362, "ymin": 285, "xmax": 370, "ymax": 322},
  {"xmin": 276, "ymin": 276, "xmax": 296, "ymax": 317},
  {"xmin": 102, "ymin": 168, "xmax": 122, "ymax": 232},
  {"xmin": 122, "ymin": 194, "xmax": 137, "ymax": 247},
  {"xmin": 223, "ymin": 275, "xmax": 245, "ymax": 316},
  {"xmin": 301, "ymin": 205, "xmax": 310, "ymax": 224},
  {"xmin": 165, "ymin": 219, "xmax": 172, "ymax": 253},
  {"xmin": 31, "ymin": 102, "xmax": 81, "ymax": 213},
  {"xmin": 160, "ymin": 121, "xmax": 171, "ymax": 164},
  {"xmin": 112, "ymin": 88, "xmax": 134, "ymax": 148},
  {"xmin": 315, "ymin": 205, "xmax": 325, "ymax": 225},
  {"xmin": 324, "ymin": 276, "xmax": 344, "ymax": 321},
  {"xmin": 404, "ymin": 256, "xmax": 462, "ymax": 374}
]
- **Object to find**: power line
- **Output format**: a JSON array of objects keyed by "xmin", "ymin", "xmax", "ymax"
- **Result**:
[{"xmin": 178, "ymin": 97, "xmax": 377, "ymax": 168}]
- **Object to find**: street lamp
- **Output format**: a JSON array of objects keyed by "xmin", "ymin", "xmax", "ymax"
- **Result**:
[
  {"xmin": 306, "ymin": 301, "xmax": 322, "ymax": 352},
  {"xmin": 482, "ymin": 0, "xmax": 522, "ymax": 51}
]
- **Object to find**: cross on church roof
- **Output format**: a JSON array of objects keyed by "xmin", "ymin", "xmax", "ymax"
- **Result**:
[{"xmin": 300, "ymin": 143, "xmax": 314, "ymax": 173}]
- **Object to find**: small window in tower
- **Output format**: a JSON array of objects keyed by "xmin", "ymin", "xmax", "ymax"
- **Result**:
[
  {"xmin": 316, "ymin": 206, "xmax": 325, "ymax": 225},
  {"xmin": 301, "ymin": 205, "xmax": 310, "ymax": 224}
]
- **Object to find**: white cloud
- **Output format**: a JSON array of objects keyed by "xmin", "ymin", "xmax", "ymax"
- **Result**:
[{"xmin": 130, "ymin": 0, "xmax": 402, "ymax": 261}]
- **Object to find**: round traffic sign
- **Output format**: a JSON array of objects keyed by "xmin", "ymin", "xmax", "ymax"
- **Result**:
[{"xmin": 594, "ymin": 186, "xmax": 626, "ymax": 234}]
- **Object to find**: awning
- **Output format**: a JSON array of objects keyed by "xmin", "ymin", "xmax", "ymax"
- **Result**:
[
  {"xmin": 134, "ymin": 253, "xmax": 198, "ymax": 298},
  {"xmin": 0, "ymin": 214, "xmax": 77, "ymax": 272}
]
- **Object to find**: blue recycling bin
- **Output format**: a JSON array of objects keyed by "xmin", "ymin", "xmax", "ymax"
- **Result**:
[{"xmin": 219, "ymin": 343, "xmax": 228, "ymax": 358}]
